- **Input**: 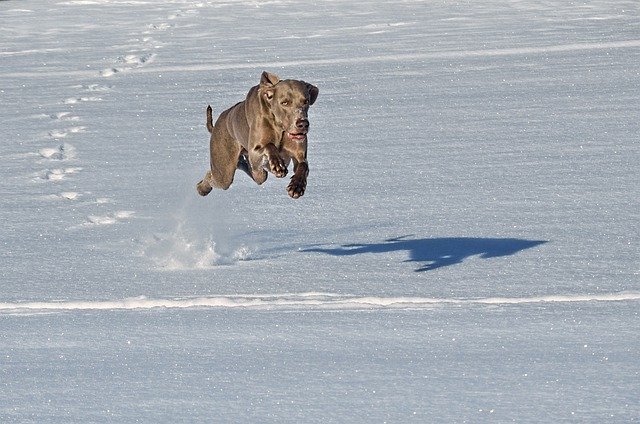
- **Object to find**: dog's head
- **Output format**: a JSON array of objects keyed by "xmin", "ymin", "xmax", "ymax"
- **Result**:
[{"xmin": 259, "ymin": 71, "xmax": 319, "ymax": 142}]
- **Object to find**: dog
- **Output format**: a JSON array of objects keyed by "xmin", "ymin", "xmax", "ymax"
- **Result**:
[{"xmin": 196, "ymin": 71, "xmax": 319, "ymax": 199}]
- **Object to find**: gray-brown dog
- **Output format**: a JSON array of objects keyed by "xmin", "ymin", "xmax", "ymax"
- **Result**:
[{"xmin": 197, "ymin": 71, "xmax": 319, "ymax": 199}]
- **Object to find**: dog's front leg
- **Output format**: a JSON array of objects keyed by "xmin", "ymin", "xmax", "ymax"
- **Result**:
[
  {"xmin": 288, "ymin": 161, "xmax": 308, "ymax": 199},
  {"xmin": 248, "ymin": 142, "xmax": 288, "ymax": 184},
  {"xmin": 263, "ymin": 143, "xmax": 288, "ymax": 178},
  {"xmin": 283, "ymin": 142, "xmax": 308, "ymax": 199}
]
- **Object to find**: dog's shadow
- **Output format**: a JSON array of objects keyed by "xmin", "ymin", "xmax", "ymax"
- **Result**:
[{"xmin": 303, "ymin": 236, "xmax": 547, "ymax": 272}]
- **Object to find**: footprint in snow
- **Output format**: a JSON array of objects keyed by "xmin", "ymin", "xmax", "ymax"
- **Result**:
[
  {"xmin": 82, "ymin": 211, "xmax": 135, "ymax": 227},
  {"xmin": 48, "ymin": 129, "xmax": 69, "ymax": 139},
  {"xmin": 39, "ymin": 143, "xmax": 77, "ymax": 161},
  {"xmin": 100, "ymin": 53, "xmax": 156, "ymax": 77},
  {"xmin": 80, "ymin": 83, "xmax": 112, "ymax": 92},
  {"xmin": 48, "ymin": 126, "xmax": 86, "ymax": 140},
  {"xmin": 50, "ymin": 111, "xmax": 81, "ymax": 122},
  {"xmin": 169, "ymin": 2, "xmax": 203, "ymax": 19},
  {"xmin": 125, "ymin": 53, "xmax": 152, "ymax": 65},
  {"xmin": 142, "ymin": 36, "xmax": 156, "ymax": 45},
  {"xmin": 146, "ymin": 22, "xmax": 172, "ymax": 32},
  {"xmin": 41, "ymin": 192, "xmax": 81, "ymax": 201},
  {"xmin": 60, "ymin": 191, "xmax": 80, "ymax": 200},
  {"xmin": 100, "ymin": 68, "xmax": 119, "ymax": 77},
  {"xmin": 168, "ymin": 8, "xmax": 199, "ymax": 20},
  {"xmin": 126, "ymin": 34, "xmax": 162, "ymax": 50},
  {"xmin": 64, "ymin": 96, "xmax": 102, "ymax": 104},
  {"xmin": 36, "ymin": 167, "xmax": 83, "ymax": 182}
]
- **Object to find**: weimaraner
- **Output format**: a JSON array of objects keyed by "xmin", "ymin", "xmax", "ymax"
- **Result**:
[{"xmin": 197, "ymin": 71, "xmax": 319, "ymax": 198}]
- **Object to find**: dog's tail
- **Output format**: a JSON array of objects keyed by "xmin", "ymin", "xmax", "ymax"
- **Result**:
[{"xmin": 206, "ymin": 105, "xmax": 214, "ymax": 134}]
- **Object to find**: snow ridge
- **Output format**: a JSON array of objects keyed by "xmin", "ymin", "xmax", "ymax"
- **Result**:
[
  {"xmin": 2, "ymin": 292, "xmax": 640, "ymax": 314},
  {"xmin": 8, "ymin": 39, "xmax": 640, "ymax": 79}
]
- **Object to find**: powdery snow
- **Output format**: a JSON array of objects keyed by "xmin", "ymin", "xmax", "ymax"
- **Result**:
[{"xmin": 1, "ymin": 0, "xmax": 639, "ymax": 422}]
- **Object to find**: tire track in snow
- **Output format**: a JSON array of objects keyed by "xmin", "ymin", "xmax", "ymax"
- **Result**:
[{"xmin": 2, "ymin": 292, "xmax": 640, "ymax": 314}]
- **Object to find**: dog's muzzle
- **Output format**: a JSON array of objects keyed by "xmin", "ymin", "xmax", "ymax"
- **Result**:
[{"xmin": 287, "ymin": 118, "xmax": 309, "ymax": 141}]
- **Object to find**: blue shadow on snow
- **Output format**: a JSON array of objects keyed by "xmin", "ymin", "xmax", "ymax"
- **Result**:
[{"xmin": 303, "ymin": 236, "xmax": 547, "ymax": 272}]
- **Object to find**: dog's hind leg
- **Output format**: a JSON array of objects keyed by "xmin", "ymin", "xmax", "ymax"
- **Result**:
[
  {"xmin": 197, "ymin": 122, "xmax": 242, "ymax": 196},
  {"xmin": 236, "ymin": 150, "xmax": 252, "ymax": 178},
  {"xmin": 197, "ymin": 106, "xmax": 216, "ymax": 196},
  {"xmin": 196, "ymin": 171, "xmax": 214, "ymax": 196}
]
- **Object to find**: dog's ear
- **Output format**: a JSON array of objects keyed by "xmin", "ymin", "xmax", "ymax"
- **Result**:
[
  {"xmin": 261, "ymin": 71, "xmax": 280, "ymax": 86},
  {"xmin": 307, "ymin": 83, "xmax": 319, "ymax": 105},
  {"xmin": 260, "ymin": 71, "xmax": 280, "ymax": 102}
]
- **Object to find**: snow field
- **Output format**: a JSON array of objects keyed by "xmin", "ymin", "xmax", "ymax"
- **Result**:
[{"xmin": 1, "ymin": 0, "xmax": 639, "ymax": 422}]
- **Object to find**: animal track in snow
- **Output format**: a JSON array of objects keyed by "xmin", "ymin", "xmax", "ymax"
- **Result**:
[
  {"xmin": 64, "ymin": 96, "xmax": 102, "ymax": 104},
  {"xmin": 60, "ymin": 191, "xmax": 80, "ymax": 200},
  {"xmin": 82, "ymin": 211, "xmax": 135, "ymax": 227},
  {"xmin": 42, "ymin": 14, "xmax": 163, "ymax": 231},
  {"xmin": 48, "ymin": 129, "xmax": 69, "ymax": 139},
  {"xmin": 75, "ymin": 83, "xmax": 112, "ymax": 92},
  {"xmin": 88, "ymin": 215, "xmax": 118, "ymax": 226},
  {"xmin": 146, "ymin": 22, "xmax": 172, "ymax": 31},
  {"xmin": 41, "ymin": 191, "xmax": 81, "ymax": 201},
  {"xmin": 167, "ymin": 8, "xmax": 200, "ymax": 20},
  {"xmin": 39, "ymin": 143, "xmax": 77, "ymax": 161},
  {"xmin": 100, "ymin": 53, "xmax": 156, "ymax": 77},
  {"xmin": 100, "ymin": 12, "xmax": 173, "ymax": 79},
  {"xmin": 37, "ymin": 167, "xmax": 83, "ymax": 182},
  {"xmin": 114, "ymin": 210, "xmax": 135, "ymax": 219},
  {"xmin": 124, "ymin": 53, "xmax": 155, "ymax": 65},
  {"xmin": 100, "ymin": 68, "xmax": 119, "ymax": 77},
  {"xmin": 29, "ymin": 56, "xmax": 125, "ymax": 229},
  {"xmin": 50, "ymin": 111, "xmax": 81, "ymax": 122},
  {"xmin": 48, "ymin": 126, "xmax": 86, "ymax": 139}
]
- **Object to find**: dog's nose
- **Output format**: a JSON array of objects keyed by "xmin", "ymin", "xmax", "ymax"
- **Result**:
[{"xmin": 296, "ymin": 119, "xmax": 309, "ymax": 131}]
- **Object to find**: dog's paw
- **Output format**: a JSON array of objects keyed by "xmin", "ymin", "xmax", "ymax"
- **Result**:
[
  {"xmin": 196, "ymin": 179, "xmax": 212, "ymax": 196},
  {"xmin": 287, "ymin": 176, "xmax": 306, "ymax": 199},
  {"xmin": 269, "ymin": 156, "xmax": 288, "ymax": 178}
]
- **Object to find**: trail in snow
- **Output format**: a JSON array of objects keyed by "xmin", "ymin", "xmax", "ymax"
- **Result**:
[
  {"xmin": 21, "ymin": 2, "xmax": 190, "ymax": 231},
  {"xmin": 2, "ymin": 1, "xmax": 639, "ymax": 421},
  {"xmin": 2, "ymin": 292, "xmax": 639, "ymax": 314}
]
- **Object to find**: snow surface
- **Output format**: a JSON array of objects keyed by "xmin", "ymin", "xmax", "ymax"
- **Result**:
[{"xmin": 1, "ymin": 0, "xmax": 639, "ymax": 422}]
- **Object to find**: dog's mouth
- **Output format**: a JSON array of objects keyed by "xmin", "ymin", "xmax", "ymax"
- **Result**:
[{"xmin": 287, "ymin": 131, "xmax": 307, "ymax": 141}]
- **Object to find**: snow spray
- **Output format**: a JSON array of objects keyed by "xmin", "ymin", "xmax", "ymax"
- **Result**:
[{"xmin": 141, "ymin": 193, "xmax": 250, "ymax": 270}]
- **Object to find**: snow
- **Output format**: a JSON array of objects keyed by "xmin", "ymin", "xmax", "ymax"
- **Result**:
[{"xmin": 1, "ymin": 0, "xmax": 639, "ymax": 421}]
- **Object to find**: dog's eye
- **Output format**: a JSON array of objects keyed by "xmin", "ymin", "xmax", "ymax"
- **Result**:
[{"xmin": 281, "ymin": 100, "xmax": 289, "ymax": 106}]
